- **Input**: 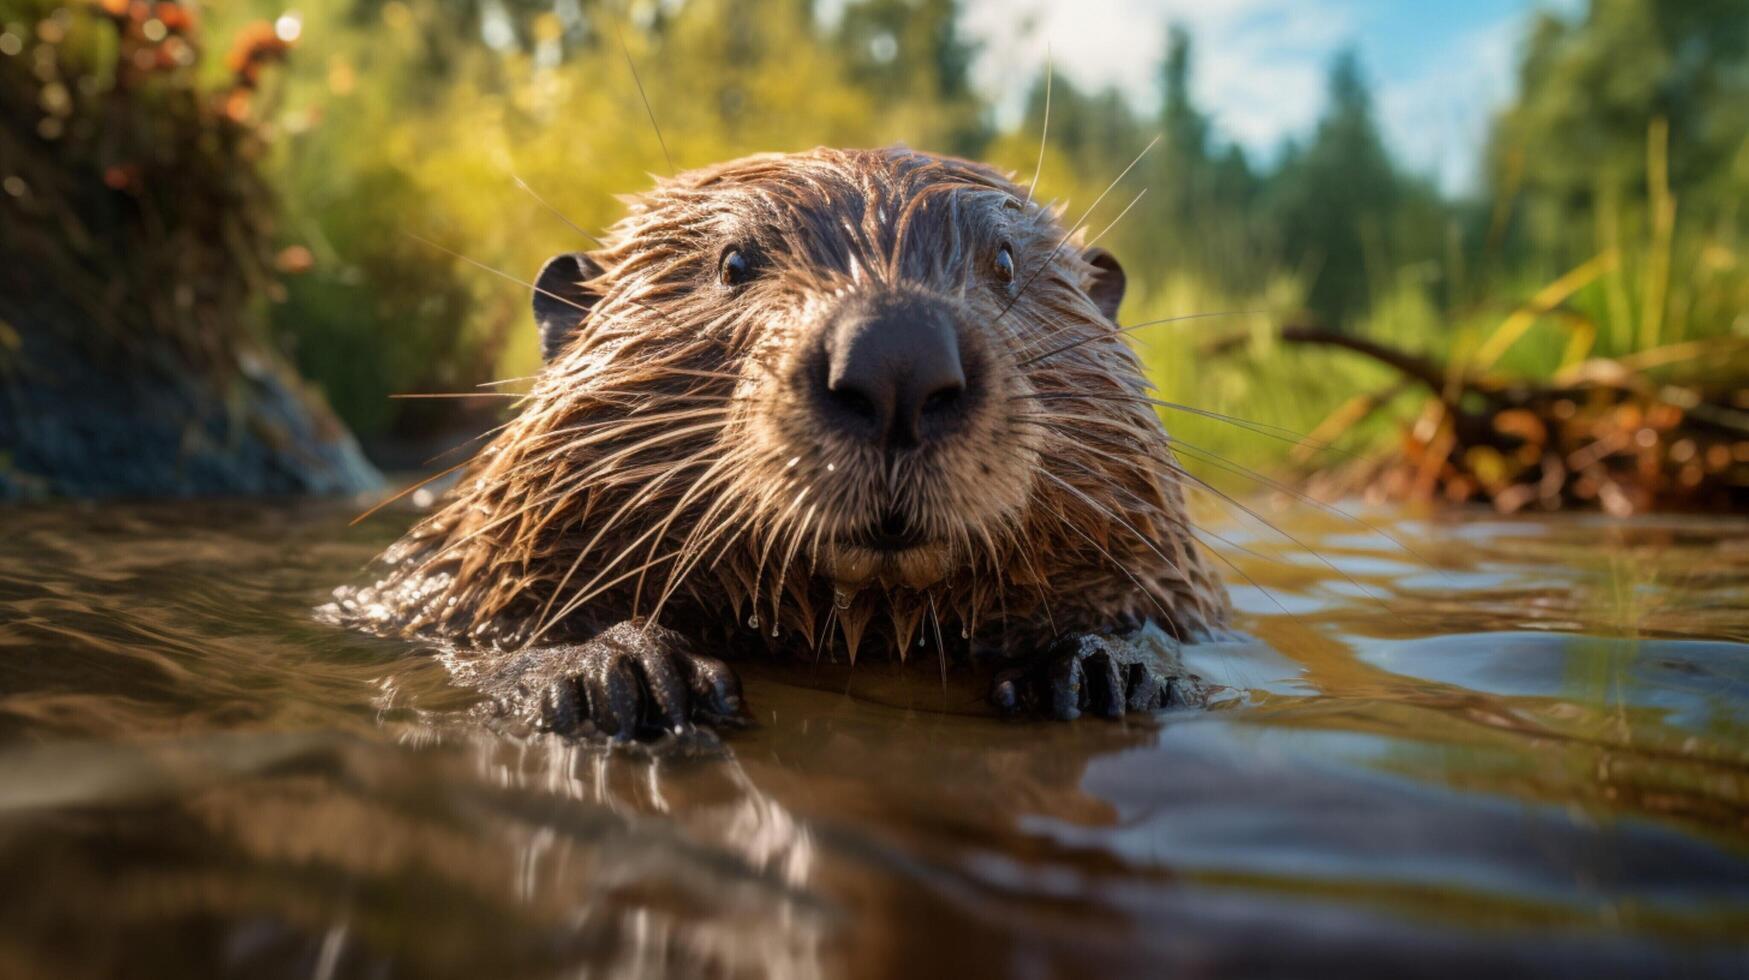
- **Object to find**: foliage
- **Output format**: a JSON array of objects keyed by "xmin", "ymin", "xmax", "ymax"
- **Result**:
[
  {"xmin": 0, "ymin": 0, "xmax": 378, "ymax": 497},
  {"xmin": 1484, "ymin": 0, "xmax": 1749, "ymax": 357},
  {"xmin": 1266, "ymin": 50, "xmax": 1448, "ymax": 329},
  {"xmin": 0, "ymin": 0, "xmax": 283, "ymax": 370}
]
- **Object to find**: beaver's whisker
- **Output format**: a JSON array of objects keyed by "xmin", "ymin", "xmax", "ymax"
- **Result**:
[
  {"xmin": 636, "ymin": 453, "xmax": 751, "ymax": 618},
  {"xmin": 750, "ymin": 483, "xmax": 814, "ymax": 623},
  {"xmin": 804, "ymin": 484, "xmax": 836, "ymax": 573},
  {"xmin": 511, "ymin": 172, "xmax": 609, "ymax": 248},
  {"xmin": 704, "ymin": 503, "xmax": 758, "ymax": 578},
  {"xmin": 405, "ymin": 232, "xmax": 591, "ymax": 315},
  {"xmin": 651, "ymin": 483, "xmax": 755, "ymax": 620},
  {"xmin": 1037, "ymin": 470, "xmax": 1183, "ymax": 577},
  {"xmin": 349, "ymin": 458, "xmax": 474, "ymax": 527},
  {"xmin": 422, "ymin": 417, "xmax": 518, "ymax": 467},
  {"xmin": 511, "ymin": 423, "xmax": 717, "ymax": 474},
  {"xmin": 994, "ymin": 426, "xmax": 1256, "ymax": 621},
  {"xmin": 476, "ymin": 374, "xmax": 540, "ymax": 388},
  {"xmin": 928, "ymin": 592, "xmax": 947, "ymax": 691},
  {"xmin": 525, "ymin": 392, "xmax": 734, "ymax": 423},
  {"xmin": 531, "ymin": 547, "xmax": 691, "ymax": 645},
  {"xmin": 754, "ymin": 488, "xmax": 804, "ymax": 623},
  {"xmin": 953, "ymin": 513, "xmax": 982, "ymax": 587},
  {"xmin": 1030, "ymin": 422, "xmax": 1343, "ymax": 617},
  {"xmin": 1163, "ymin": 438, "xmax": 1446, "ymax": 575},
  {"xmin": 612, "ymin": 18, "xmax": 674, "ymax": 175},
  {"xmin": 963, "ymin": 522, "xmax": 997, "ymax": 639},
  {"xmin": 388, "ymin": 391, "xmax": 527, "ymax": 399},
  {"xmin": 423, "ymin": 413, "xmax": 731, "ymax": 598},
  {"xmin": 627, "ymin": 459, "xmax": 745, "ymax": 617},
  {"xmin": 646, "ymin": 520, "xmax": 730, "ymax": 622},
  {"xmin": 579, "ymin": 417, "xmax": 729, "ymax": 461},
  {"xmin": 1037, "ymin": 493, "xmax": 1181, "ymax": 631},
  {"xmin": 1016, "ymin": 309, "xmax": 1266, "ymax": 366},
  {"xmin": 1038, "ymin": 467, "xmax": 1288, "ymax": 625},
  {"xmin": 532, "ymin": 460, "xmax": 702, "ymax": 640},
  {"xmin": 815, "ymin": 604, "xmax": 839, "ymax": 664},
  {"xmin": 617, "ymin": 366, "xmax": 744, "ymax": 384},
  {"xmin": 406, "ymin": 231, "xmax": 690, "ymax": 333},
  {"xmin": 698, "ymin": 472, "xmax": 764, "ymax": 565},
  {"xmin": 482, "ymin": 420, "xmax": 728, "ymax": 546},
  {"xmin": 1086, "ymin": 188, "xmax": 1146, "ymax": 250},
  {"xmin": 997, "ymin": 134, "xmax": 1160, "ymax": 323},
  {"xmin": 1001, "ymin": 190, "xmax": 1148, "ymax": 362},
  {"xmin": 1013, "ymin": 392, "xmax": 1439, "ymax": 578},
  {"xmin": 435, "ymin": 408, "xmax": 725, "ymax": 532},
  {"xmin": 1012, "ymin": 408, "xmax": 1148, "ymax": 435},
  {"xmin": 1002, "ymin": 511, "xmax": 1057, "ymax": 635},
  {"xmin": 1021, "ymin": 440, "xmax": 1278, "ymax": 566},
  {"xmin": 414, "ymin": 468, "xmax": 590, "ymax": 562},
  {"xmin": 1020, "ymin": 388, "xmax": 1359, "ymax": 460},
  {"xmin": 1163, "ymin": 459, "xmax": 1391, "ymax": 609},
  {"xmin": 773, "ymin": 501, "xmax": 819, "ymax": 631},
  {"xmin": 1024, "ymin": 45, "xmax": 1052, "ymax": 206},
  {"xmin": 526, "ymin": 403, "xmax": 733, "ymax": 444},
  {"xmin": 531, "ymin": 453, "xmax": 734, "ymax": 646}
]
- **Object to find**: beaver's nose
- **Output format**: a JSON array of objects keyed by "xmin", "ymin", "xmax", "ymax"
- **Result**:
[{"xmin": 821, "ymin": 295, "xmax": 967, "ymax": 449}]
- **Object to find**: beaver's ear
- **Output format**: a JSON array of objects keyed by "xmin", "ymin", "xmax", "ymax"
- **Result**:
[
  {"xmin": 1084, "ymin": 247, "xmax": 1126, "ymax": 322},
  {"xmin": 533, "ymin": 252, "xmax": 606, "ymax": 361}
]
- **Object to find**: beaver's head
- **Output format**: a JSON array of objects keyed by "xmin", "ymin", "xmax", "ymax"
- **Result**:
[{"xmin": 394, "ymin": 147, "xmax": 1217, "ymax": 655}]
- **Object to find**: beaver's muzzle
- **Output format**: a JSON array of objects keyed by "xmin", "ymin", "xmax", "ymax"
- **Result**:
[{"xmin": 813, "ymin": 291, "xmax": 974, "ymax": 451}]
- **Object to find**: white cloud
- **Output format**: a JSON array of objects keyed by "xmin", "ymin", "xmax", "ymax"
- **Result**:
[
  {"xmin": 962, "ymin": 0, "xmax": 1351, "ymax": 154},
  {"xmin": 1376, "ymin": 14, "xmax": 1522, "ymax": 191},
  {"xmin": 960, "ymin": 0, "xmax": 1536, "ymax": 192}
]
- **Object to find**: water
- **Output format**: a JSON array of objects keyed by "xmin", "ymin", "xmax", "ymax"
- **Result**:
[{"xmin": 1, "ymin": 499, "xmax": 1746, "ymax": 978}]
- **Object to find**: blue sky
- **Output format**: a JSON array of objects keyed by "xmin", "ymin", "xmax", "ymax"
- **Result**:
[{"xmin": 960, "ymin": 0, "xmax": 1578, "ymax": 193}]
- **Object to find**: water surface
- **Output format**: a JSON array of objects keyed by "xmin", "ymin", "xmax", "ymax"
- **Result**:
[{"xmin": 1, "ymin": 500, "xmax": 1746, "ymax": 977}]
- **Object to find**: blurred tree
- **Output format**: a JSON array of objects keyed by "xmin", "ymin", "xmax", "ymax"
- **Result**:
[
  {"xmin": 1267, "ymin": 49, "xmax": 1426, "ymax": 327},
  {"xmin": 1489, "ymin": 0, "xmax": 1749, "ymax": 255},
  {"xmin": 834, "ymin": 0, "xmax": 989, "ymax": 155},
  {"xmin": 1141, "ymin": 25, "xmax": 1264, "ymax": 292},
  {"xmin": 1159, "ymin": 25, "xmax": 1207, "ymax": 162}
]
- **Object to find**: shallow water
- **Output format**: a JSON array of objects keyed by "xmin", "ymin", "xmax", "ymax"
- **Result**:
[{"xmin": 0, "ymin": 499, "xmax": 1746, "ymax": 978}]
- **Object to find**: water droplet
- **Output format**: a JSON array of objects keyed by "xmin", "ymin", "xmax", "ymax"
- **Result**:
[
  {"xmin": 918, "ymin": 634, "xmax": 926, "ymax": 647},
  {"xmin": 826, "ymin": 463, "xmax": 836, "ymax": 473},
  {"xmin": 833, "ymin": 589, "xmax": 852, "ymax": 609},
  {"xmin": 747, "ymin": 614, "xmax": 759, "ymax": 629},
  {"xmin": 961, "ymin": 626, "xmax": 971, "ymax": 639},
  {"xmin": 770, "ymin": 623, "xmax": 780, "ymax": 637}
]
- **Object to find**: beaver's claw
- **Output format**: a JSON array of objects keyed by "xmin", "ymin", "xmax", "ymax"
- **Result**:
[
  {"xmin": 989, "ymin": 631, "xmax": 1200, "ymax": 721},
  {"xmin": 511, "ymin": 622, "xmax": 744, "ymax": 740}
]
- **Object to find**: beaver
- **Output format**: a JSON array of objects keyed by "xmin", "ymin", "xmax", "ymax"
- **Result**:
[{"xmin": 329, "ymin": 146, "xmax": 1227, "ymax": 737}]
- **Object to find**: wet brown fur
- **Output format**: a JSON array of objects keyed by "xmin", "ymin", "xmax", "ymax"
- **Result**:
[{"xmin": 338, "ymin": 147, "xmax": 1226, "ymax": 663}]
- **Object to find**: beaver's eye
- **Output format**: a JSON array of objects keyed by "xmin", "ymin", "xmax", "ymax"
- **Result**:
[
  {"xmin": 993, "ymin": 243, "xmax": 1015, "ymax": 284},
  {"xmin": 719, "ymin": 249, "xmax": 753, "ymax": 287}
]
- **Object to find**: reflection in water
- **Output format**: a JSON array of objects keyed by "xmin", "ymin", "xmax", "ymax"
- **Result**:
[
  {"xmin": 462, "ymin": 735, "xmax": 827, "ymax": 979},
  {"xmin": 0, "ymin": 501, "xmax": 1747, "ymax": 976},
  {"xmin": 0, "ymin": 730, "xmax": 829, "ymax": 978}
]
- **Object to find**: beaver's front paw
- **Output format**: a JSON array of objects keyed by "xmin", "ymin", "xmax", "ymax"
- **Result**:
[
  {"xmin": 989, "ymin": 630, "xmax": 1201, "ymax": 721},
  {"xmin": 511, "ymin": 622, "xmax": 744, "ymax": 739}
]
